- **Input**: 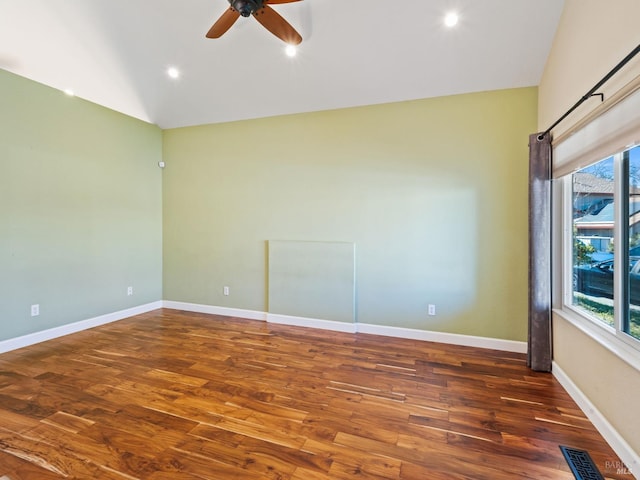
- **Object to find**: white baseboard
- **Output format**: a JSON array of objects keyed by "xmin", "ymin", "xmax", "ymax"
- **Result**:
[
  {"xmin": 0, "ymin": 301, "xmax": 163, "ymax": 354},
  {"xmin": 356, "ymin": 322, "xmax": 528, "ymax": 353},
  {"xmin": 552, "ymin": 361, "xmax": 639, "ymax": 477},
  {"xmin": 162, "ymin": 301, "xmax": 267, "ymax": 321},
  {"xmin": 0, "ymin": 300, "xmax": 527, "ymax": 357},
  {"xmin": 266, "ymin": 313, "xmax": 357, "ymax": 333},
  {"xmin": 163, "ymin": 302, "xmax": 526, "ymax": 353}
]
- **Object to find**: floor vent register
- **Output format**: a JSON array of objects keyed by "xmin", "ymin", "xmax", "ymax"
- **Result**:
[{"xmin": 559, "ymin": 446, "xmax": 604, "ymax": 480}]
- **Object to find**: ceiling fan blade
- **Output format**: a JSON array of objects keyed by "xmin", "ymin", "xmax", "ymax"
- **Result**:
[
  {"xmin": 265, "ymin": 0, "xmax": 302, "ymax": 4},
  {"xmin": 253, "ymin": 5, "xmax": 302, "ymax": 45},
  {"xmin": 206, "ymin": 7, "xmax": 241, "ymax": 38}
]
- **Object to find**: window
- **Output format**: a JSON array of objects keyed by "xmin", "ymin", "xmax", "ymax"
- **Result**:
[{"xmin": 569, "ymin": 145, "xmax": 640, "ymax": 343}]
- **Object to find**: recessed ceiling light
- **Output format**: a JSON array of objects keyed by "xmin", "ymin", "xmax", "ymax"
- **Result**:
[
  {"xmin": 444, "ymin": 12, "xmax": 459, "ymax": 27},
  {"xmin": 167, "ymin": 67, "xmax": 180, "ymax": 79},
  {"xmin": 285, "ymin": 45, "xmax": 297, "ymax": 58},
  {"xmin": 63, "ymin": 88, "xmax": 75, "ymax": 96}
]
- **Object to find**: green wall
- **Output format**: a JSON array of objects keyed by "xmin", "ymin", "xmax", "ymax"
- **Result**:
[
  {"xmin": 0, "ymin": 70, "xmax": 163, "ymax": 341},
  {"xmin": 0, "ymin": 68, "xmax": 536, "ymax": 344},
  {"xmin": 163, "ymin": 87, "xmax": 537, "ymax": 341}
]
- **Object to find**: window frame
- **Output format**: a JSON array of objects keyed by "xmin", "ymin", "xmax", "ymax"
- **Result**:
[{"xmin": 561, "ymin": 150, "xmax": 640, "ymax": 355}]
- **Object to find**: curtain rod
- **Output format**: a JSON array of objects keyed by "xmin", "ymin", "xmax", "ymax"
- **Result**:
[{"xmin": 537, "ymin": 43, "xmax": 640, "ymax": 142}]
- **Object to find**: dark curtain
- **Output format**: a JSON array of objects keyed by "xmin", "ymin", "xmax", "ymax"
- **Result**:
[{"xmin": 528, "ymin": 133, "xmax": 552, "ymax": 372}]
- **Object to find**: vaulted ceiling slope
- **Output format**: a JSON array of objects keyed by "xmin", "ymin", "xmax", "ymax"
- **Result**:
[{"xmin": 0, "ymin": 0, "xmax": 564, "ymax": 129}]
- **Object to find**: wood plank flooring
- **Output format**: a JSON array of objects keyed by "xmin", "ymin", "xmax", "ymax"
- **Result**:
[{"xmin": 0, "ymin": 309, "xmax": 632, "ymax": 479}]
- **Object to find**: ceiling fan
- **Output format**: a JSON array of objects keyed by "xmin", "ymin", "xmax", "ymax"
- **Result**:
[{"xmin": 206, "ymin": 0, "xmax": 302, "ymax": 45}]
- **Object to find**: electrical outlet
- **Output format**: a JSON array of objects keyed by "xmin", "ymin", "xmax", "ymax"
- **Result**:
[
  {"xmin": 127, "ymin": 286, "xmax": 133, "ymax": 296},
  {"xmin": 223, "ymin": 286, "xmax": 230, "ymax": 296},
  {"xmin": 31, "ymin": 304, "xmax": 40, "ymax": 317},
  {"xmin": 428, "ymin": 304, "xmax": 436, "ymax": 316}
]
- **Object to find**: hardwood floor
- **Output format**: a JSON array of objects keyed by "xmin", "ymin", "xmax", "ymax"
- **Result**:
[{"xmin": 0, "ymin": 309, "xmax": 631, "ymax": 479}]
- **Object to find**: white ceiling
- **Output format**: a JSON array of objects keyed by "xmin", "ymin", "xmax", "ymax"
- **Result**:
[{"xmin": 0, "ymin": 0, "xmax": 564, "ymax": 129}]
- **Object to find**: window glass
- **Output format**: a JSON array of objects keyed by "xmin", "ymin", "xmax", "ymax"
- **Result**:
[{"xmin": 572, "ymin": 156, "xmax": 615, "ymax": 327}]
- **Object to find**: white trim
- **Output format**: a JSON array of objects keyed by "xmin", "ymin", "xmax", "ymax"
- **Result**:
[
  {"xmin": 162, "ymin": 301, "xmax": 267, "ymax": 321},
  {"xmin": 552, "ymin": 361, "xmax": 639, "ymax": 477},
  {"xmin": 561, "ymin": 175, "xmax": 573, "ymax": 308},
  {"xmin": 356, "ymin": 322, "xmax": 527, "ymax": 353},
  {"xmin": 163, "ymin": 302, "xmax": 527, "ymax": 353},
  {"xmin": 266, "ymin": 313, "xmax": 356, "ymax": 333},
  {"xmin": 0, "ymin": 301, "xmax": 162, "ymax": 354},
  {"xmin": 613, "ymin": 151, "xmax": 625, "ymax": 333}
]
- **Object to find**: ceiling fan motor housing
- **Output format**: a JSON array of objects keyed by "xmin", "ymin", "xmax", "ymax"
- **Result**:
[
  {"xmin": 230, "ymin": 0, "xmax": 263, "ymax": 17},
  {"xmin": 211, "ymin": 0, "xmax": 302, "ymax": 44}
]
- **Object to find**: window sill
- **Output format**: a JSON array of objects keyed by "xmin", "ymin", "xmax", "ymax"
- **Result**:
[{"xmin": 553, "ymin": 307, "xmax": 640, "ymax": 373}]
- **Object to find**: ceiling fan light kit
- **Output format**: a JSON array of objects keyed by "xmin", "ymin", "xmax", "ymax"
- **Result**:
[{"xmin": 206, "ymin": 0, "xmax": 302, "ymax": 45}]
